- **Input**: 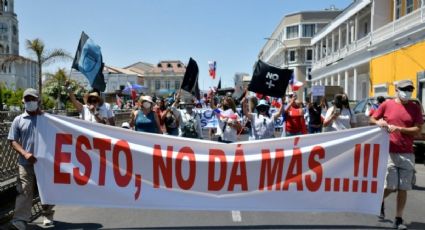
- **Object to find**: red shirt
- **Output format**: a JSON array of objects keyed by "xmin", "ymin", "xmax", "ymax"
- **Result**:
[
  {"xmin": 285, "ymin": 106, "xmax": 307, "ymax": 134},
  {"xmin": 373, "ymin": 99, "xmax": 423, "ymax": 153}
]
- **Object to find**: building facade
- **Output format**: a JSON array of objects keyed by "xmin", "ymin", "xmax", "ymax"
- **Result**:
[
  {"xmin": 142, "ymin": 60, "xmax": 186, "ymax": 96},
  {"xmin": 0, "ymin": 0, "xmax": 38, "ymax": 90},
  {"xmin": 311, "ymin": 0, "xmax": 425, "ymax": 106},
  {"xmin": 258, "ymin": 10, "xmax": 341, "ymax": 100}
]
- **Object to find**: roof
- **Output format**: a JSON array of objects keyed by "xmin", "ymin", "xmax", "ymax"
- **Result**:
[
  {"xmin": 149, "ymin": 60, "xmax": 186, "ymax": 74},
  {"xmin": 104, "ymin": 65, "xmax": 141, "ymax": 76},
  {"xmin": 123, "ymin": 61, "xmax": 154, "ymax": 75}
]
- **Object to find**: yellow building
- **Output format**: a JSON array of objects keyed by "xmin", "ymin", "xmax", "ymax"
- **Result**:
[{"xmin": 370, "ymin": 40, "xmax": 425, "ymax": 98}]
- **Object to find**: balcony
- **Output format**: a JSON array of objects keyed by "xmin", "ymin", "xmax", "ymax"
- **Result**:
[{"xmin": 313, "ymin": 6, "xmax": 425, "ymax": 71}]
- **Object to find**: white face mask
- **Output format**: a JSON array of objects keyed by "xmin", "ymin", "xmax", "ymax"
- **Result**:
[
  {"xmin": 142, "ymin": 101, "xmax": 151, "ymax": 109},
  {"xmin": 398, "ymin": 90, "xmax": 412, "ymax": 101},
  {"xmin": 25, "ymin": 101, "xmax": 38, "ymax": 112}
]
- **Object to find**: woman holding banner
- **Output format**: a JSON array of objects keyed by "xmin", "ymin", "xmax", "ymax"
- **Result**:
[
  {"xmin": 242, "ymin": 94, "xmax": 285, "ymax": 140},
  {"xmin": 130, "ymin": 95, "xmax": 163, "ymax": 134}
]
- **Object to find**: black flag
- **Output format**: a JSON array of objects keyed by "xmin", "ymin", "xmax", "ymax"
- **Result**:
[
  {"xmin": 248, "ymin": 60, "xmax": 293, "ymax": 97},
  {"xmin": 72, "ymin": 32, "xmax": 106, "ymax": 92},
  {"xmin": 217, "ymin": 77, "xmax": 221, "ymax": 89},
  {"xmin": 181, "ymin": 57, "xmax": 199, "ymax": 93}
]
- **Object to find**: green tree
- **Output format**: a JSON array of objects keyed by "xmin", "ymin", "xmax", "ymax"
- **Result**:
[{"xmin": 44, "ymin": 68, "xmax": 87, "ymax": 110}]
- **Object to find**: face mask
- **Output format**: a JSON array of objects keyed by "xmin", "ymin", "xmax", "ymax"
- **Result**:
[
  {"xmin": 398, "ymin": 90, "xmax": 412, "ymax": 101},
  {"xmin": 223, "ymin": 105, "xmax": 230, "ymax": 110},
  {"xmin": 25, "ymin": 101, "xmax": 38, "ymax": 112},
  {"xmin": 142, "ymin": 102, "xmax": 151, "ymax": 109},
  {"xmin": 186, "ymin": 105, "xmax": 193, "ymax": 111}
]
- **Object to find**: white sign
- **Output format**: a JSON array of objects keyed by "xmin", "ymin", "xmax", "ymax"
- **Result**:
[
  {"xmin": 312, "ymin": 86, "xmax": 325, "ymax": 96},
  {"xmin": 35, "ymin": 114, "xmax": 389, "ymax": 214}
]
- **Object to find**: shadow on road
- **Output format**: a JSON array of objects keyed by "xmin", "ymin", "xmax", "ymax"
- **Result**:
[
  {"xmin": 28, "ymin": 221, "xmax": 103, "ymax": 229},
  {"xmin": 413, "ymin": 184, "xmax": 425, "ymax": 191},
  {"xmin": 409, "ymin": 222, "xmax": 425, "ymax": 229},
  {"xmin": 108, "ymin": 225, "xmax": 390, "ymax": 230}
]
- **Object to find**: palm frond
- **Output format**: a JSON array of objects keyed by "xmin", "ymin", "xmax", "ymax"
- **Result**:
[
  {"xmin": 41, "ymin": 49, "xmax": 72, "ymax": 66},
  {"xmin": 26, "ymin": 39, "xmax": 45, "ymax": 58}
]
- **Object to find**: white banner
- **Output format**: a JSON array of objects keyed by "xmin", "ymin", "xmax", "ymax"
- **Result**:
[{"xmin": 35, "ymin": 114, "xmax": 389, "ymax": 214}]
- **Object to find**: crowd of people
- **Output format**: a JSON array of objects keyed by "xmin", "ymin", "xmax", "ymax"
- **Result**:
[{"xmin": 6, "ymin": 79, "xmax": 423, "ymax": 229}]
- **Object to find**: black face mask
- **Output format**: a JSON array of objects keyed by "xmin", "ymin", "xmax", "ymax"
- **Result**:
[
  {"xmin": 257, "ymin": 107, "xmax": 267, "ymax": 113},
  {"xmin": 160, "ymin": 105, "xmax": 166, "ymax": 111},
  {"xmin": 223, "ymin": 105, "xmax": 230, "ymax": 110}
]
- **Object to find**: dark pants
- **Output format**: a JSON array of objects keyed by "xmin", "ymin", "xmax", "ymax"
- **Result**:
[{"xmin": 308, "ymin": 125, "xmax": 322, "ymax": 134}]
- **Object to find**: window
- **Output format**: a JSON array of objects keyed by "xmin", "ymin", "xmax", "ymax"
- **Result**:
[
  {"xmin": 406, "ymin": 0, "xmax": 414, "ymax": 14},
  {"xmin": 177, "ymin": 63, "xmax": 182, "ymax": 68},
  {"xmin": 395, "ymin": 0, "xmax": 402, "ymax": 19},
  {"xmin": 374, "ymin": 85, "xmax": 388, "ymax": 96},
  {"xmin": 286, "ymin": 25, "xmax": 299, "ymax": 39},
  {"xmin": 167, "ymin": 63, "xmax": 172, "ymax": 68},
  {"xmin": 302, "ymin": 24, "xmax": 316, "ymax": 37},
  {"xmin": 157, "ymin": 63, "xmax": 162, "ymax": 68},
  {"xmin": 165, "ymin": 80, "xmax": 170, "ymax": 89},
  {"xmin": 353, "ymin": 99, "xmax": 367, "ymax": 114},
  {"xmin": 306, "ymin": 68, "xmax": 312, "ymax": 80},
  {"xmin": 305, "ymin": 49, "xmax": 313, "ymax": 62},
  {"xmin": 155, "ymin": 80, "xmax": 161, "ymax": 90},
  {"xmin": 288, "ymin": 50, "xmax": 296, "ymax": 63},
  {"xmin": 364, "ymin": 22, "xmax": 369, "ymax": 36},
  {"xmin": 175, "ymin": 80, "xmax": 180, "ymax": 90}
]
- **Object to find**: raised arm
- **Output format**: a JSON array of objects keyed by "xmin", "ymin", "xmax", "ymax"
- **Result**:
[
  {"xmin": 273, "ymin": 96, "xmax": 286, "ymax": 120},
  {"xmin": 241, "ymin": 96, "xmax": 253, "ymax": 121},
  {"xmin": 65, "ymin": 81, "xmax": 83, "ymax": 113}
]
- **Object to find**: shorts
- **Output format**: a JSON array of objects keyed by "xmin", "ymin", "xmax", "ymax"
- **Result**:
[{"xmin": 384, "ymin": 153, "xmax": 415, "ymax": 191}]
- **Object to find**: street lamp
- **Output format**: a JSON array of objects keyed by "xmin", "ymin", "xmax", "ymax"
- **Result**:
[{"xmin": 264, "ymin": 37, "xmax": 288, "ymax": 67}]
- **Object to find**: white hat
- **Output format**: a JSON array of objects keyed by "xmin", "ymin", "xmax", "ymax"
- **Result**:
[{"xmin": 121, "ymin": 122, "xmax": 130, "ymax": 129}]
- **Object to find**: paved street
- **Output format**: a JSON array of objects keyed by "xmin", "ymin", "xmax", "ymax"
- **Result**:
[{"xmin": 24, "ymin": 164, "xmax": 425, "ymax": 230}]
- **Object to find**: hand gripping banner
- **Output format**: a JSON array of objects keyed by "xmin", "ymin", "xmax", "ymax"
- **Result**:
[{"xmin": 35, "ymin": 114, "xmax": 389, "ymax": 214}]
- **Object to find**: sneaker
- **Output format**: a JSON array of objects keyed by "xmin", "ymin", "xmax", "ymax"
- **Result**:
[
  {"xmin": 379, "ymin": 202, "xmax": 385, "ymax": 219},
  {"xmin": 10, "ymin": 220, "xmax": 27, "ymax": 230},
  {"xmin": 393, "ymin": 217, "xmax": 407, "ymax": 229},
  {"xmin": 42, "ymin": 215, "xmax": 54, "ymax": 226}
]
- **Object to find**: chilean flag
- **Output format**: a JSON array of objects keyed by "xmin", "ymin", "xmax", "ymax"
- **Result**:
[
  {"xmin": 208, "ymin": 61, "xmax": 216, "ymax": 79},
  {"xmin": 289, "ymin": 73, "xmax": 303, "ymax": 91}
]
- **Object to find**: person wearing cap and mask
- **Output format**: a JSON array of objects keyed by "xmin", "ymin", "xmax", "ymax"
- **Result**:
[
  {"xmin": 66, "ymin": 83, "xmax": 109, "ymax": 124},
  {"xmin": 8, "ymin": 88, "xmax": 55, "ymax": 228},
  {"xmin": 91, "ymin": 88, "xmax": 116, "ymax": 126},
  {"xmin": 129, "ymin": 95, "xmax": 162, "ymax": 134},
  {"xmin": 241, "ymin": 93, "xmax": 285, "ymax": 140},
  {"xmin": 370, "ymin": 79, "xmax": 423, "ymax": 229},
  {"xmin": 171, "ymin": 92, "xmax": 203, "ymax": 139}
]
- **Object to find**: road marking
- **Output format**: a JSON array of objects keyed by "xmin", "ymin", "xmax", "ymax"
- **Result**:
[{"xmin": 231, "ymin": 210, "xmax": 242, "ymax": 222}]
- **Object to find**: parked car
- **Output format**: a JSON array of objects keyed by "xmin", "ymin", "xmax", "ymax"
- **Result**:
[{"xmin": 353, "ymin": 97, "xmax": 425, "ymax": 163}]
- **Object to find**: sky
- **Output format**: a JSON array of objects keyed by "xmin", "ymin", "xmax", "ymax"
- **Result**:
[{"xmin": 15, "ymin": 0, "xmax": 353, "ymax": 90}]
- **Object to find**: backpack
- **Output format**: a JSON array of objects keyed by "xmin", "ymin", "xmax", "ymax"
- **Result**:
[{"xmin": 182, "ymin": 118, "xmax": 199, "ymax": 138}]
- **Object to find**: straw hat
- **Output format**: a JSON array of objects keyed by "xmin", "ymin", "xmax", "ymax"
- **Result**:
[{"xmin": 139, "ymin": 95, "xmax": 154, "ymax": 104}]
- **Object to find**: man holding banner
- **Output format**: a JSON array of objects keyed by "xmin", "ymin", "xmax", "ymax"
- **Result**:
[
  {"xmin": 370, "ymin": 80, "xmax": 423, "ymax": 229},
  {"xmin": 8, "ymin": 89, "xmax": 55, "ymax": 229}
]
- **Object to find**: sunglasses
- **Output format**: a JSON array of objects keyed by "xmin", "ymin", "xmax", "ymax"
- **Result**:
[
  {"xmin": 88, "ymin": 99, "xmax": 99, "ymax": 104},
  {"xmin": 398, "ymin": 87, "xmax": 414, "ymax": 92}
]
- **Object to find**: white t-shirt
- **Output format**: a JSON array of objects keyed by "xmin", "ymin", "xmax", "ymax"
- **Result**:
[
  {"xmin": 216, "ymin": 113, "xmax": 240, "ymax": 142},
  {"xmin": 324, "ymin": 106, "xmax": 356, "ymax": 131},
  {"xmin": 250, "ymin": 113, "xmax": 275, "ymax": 140},
  {"xmin": 80, "ymin": 104, "xmax": 109, "ymax": 123},
  {"xmin": 171, "ymin": 107, "xmax": 203, "ymax": 139}
]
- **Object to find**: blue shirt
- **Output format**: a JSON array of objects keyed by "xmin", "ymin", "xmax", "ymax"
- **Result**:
[
  {"xmin": 8, "ymin": 112, "xmax": 38, "ymax": 166},
  {"xmin": 135, "ymin": 110, "xmax": 158, "ymax": 133}
]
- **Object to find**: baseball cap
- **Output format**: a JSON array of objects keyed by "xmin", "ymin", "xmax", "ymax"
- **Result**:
[
  {"xmin": 121, "ymin": 122, "xmax": 130, "ymax": 129},
  {"xmin": 23, "ymin": 88, "xmax": 39, "ymax": 98},
  {"xmin": 397, "ymin": 80, "xmax": 414, "ymax": 89}
]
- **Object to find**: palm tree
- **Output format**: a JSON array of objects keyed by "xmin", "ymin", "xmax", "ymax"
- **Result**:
[{"xmin": 25, "ymin": 39, "xmax": 72, "ymax": 96}]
